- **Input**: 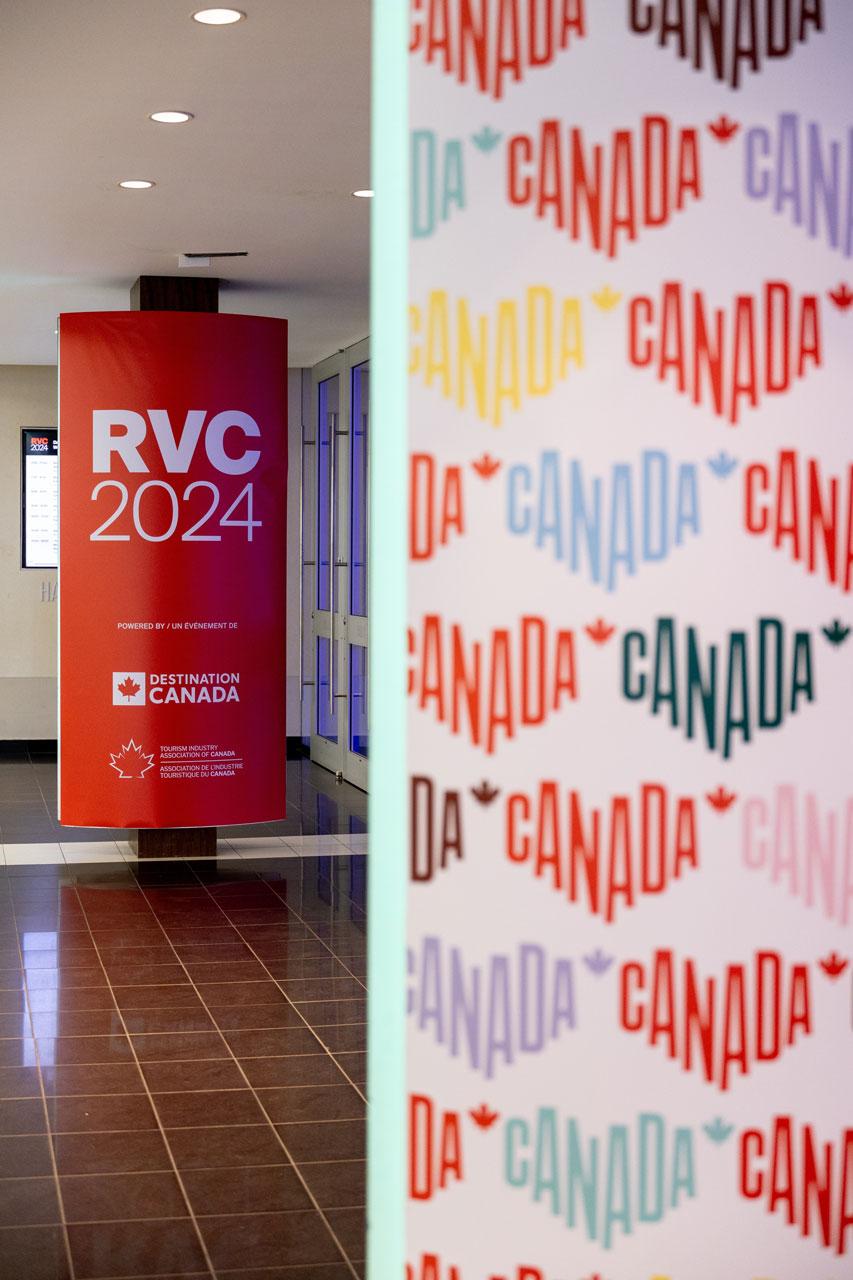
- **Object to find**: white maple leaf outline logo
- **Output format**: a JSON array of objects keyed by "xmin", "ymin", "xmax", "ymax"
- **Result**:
[{"xmin": 109, "ymin": 738, "xmax": 155, "ymax": 779}]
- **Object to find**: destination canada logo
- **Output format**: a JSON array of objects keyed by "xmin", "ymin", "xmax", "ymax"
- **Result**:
[{"xmin": 112, "ymin": 672, "xmax": 240, "ymax": 705}]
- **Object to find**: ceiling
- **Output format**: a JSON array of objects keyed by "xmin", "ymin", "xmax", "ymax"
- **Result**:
[{"xmin": 0, "ymin": 0, "xmax": 371, "ymax": 367}]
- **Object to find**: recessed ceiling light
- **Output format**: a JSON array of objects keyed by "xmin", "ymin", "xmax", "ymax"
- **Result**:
[
  {"xmin": 192, "ymin": 7, "xmax": 245, "ymax": 23},
  {"xmin": 352, "ymin": 189, "xmax": 374, "ymax": 198},
  {"xmin": 149, "ymin": 110, "xmax": 193, "ymax": 124},
  {"xmin": 118, "ymin": 179, "xmax": 155, "ymax": 189}
]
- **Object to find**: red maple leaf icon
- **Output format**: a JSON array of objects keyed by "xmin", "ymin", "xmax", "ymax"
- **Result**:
[
  {"xmin": 117, "ymin": 676, "xmax": 141, "ymax": 700},
  {"xmin": 469, "ymin": 1104, "xmax": 499, "ymax": 1129},
  {"xmin": 472, "ymin": 453, "xmax": 501, "ymax": 479},
  {"xmin": 828, "ymin": 283, "xmax": 853, "ymax": 310},
  {"xmin": 109, "ymin": 739, "xmax": 155, "ymax": 780},
  {"xmin": 706, "ymin": 786, "xmax": 737, "ymax": 812},
  {"xmin": 585, "ymin": 618, "xmax": 615, "ymax": 644},
  {"xmin": 708, "ymin": 114, "xmax": 739, "ymax": 141},
  {"xmin": 819, "ymin": 952, "xmax": 849, "ymax": 979}
]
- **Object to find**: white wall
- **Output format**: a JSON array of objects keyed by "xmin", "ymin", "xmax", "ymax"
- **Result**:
[
  {"xmin": 0, "ymin": 365, "xmax": 305, "ymax": 739},
  {"xmin": 0, "ymin": 366, "xmax": 57, "ymax": 738}
]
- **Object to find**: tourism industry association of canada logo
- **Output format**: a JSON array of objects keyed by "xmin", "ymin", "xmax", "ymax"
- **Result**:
[{"xmin": 109, "ymin": 739, "xmax": 155, "ymax": 779}]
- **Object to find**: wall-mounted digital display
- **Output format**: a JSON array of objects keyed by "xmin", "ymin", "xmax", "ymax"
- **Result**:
[{"xmin": 22, "ymin": 428, "xmax": 58, "ymax": 568}]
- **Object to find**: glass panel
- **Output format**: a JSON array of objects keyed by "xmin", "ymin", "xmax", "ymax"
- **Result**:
[
  {"xmin": 317, "ymin": 636, "xmax": 339, "ymax": 742},
  {"xmin": 349, "ymin": 643, "xmax": 368, "ymax": 757},
  {"xmin": 317, "ymin": 375, "xmax": 339, "ymax": 611},
  {"xmin": 350, "ymin": 362, "xmax": 369, "ymax": 618}
]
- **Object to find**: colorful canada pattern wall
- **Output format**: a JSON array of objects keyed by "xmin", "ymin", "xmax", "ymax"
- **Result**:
[{"xmin": 405, "ymin": 3, "xmax": 852, "ymax": 1277}]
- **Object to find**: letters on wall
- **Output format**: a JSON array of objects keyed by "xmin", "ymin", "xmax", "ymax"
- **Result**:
[{"xmin": 405, "ymin": 2, "xmax": 853, "ymax": 1275}]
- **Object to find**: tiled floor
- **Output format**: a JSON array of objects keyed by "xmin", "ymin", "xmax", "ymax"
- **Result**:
[
  {"xmin": 0, "ymin": 747, "xmax": 367, "ymax": 848},
  {"xmin": 0, "ymin": 745, "xmax": 369, "ymax": 1279}
]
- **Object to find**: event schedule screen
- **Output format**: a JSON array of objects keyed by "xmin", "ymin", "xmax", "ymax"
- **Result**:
[{"xmin": 22, "ymin": 428, "xmax": 58, "ymax": 569}]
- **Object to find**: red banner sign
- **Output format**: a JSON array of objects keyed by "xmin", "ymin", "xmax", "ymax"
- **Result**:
[{"xmin": 59, "ymin": 311, "xmax": 287, "ymax": 828}]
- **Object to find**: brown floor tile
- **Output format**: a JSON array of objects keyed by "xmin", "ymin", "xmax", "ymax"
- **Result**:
[
  {"xmin": 52, "ymin": 1129, "xmax": 172, "ymax": 1175},
  {"xmin": 96, "ymin": 947, "xmax": 176, "ymax": 967},
  {"xmin": 180, "ymin": 960, "xmax": 270, "ymax": 983},
  {"xmin": 0, "ymin": 1176, "xmax": 61, "ymax": 1226},
  {"xmin": 60, "ymin": 1171, "xmax": 188, "ymax": 1223},
  {"xmin": 24, "ymin": 969, "xmax": 108, "ymax": 990},
  {"xmin": 299, "ymin": 1160, "xmax": 365, "ymax": 1209},
  {"xmin": 275, "ymin": 977, "xmax": 365, "ymax": 1002},
  {"xmin": 209, "ymin": 1004, "xmax": 305, "ymax": 1032},
  {"xmin": 166, "ymin": 1123, "xmax": 287, "ymax": 1170},
  {"xmin": 256, "ymin": 1086, "xmax": 364, "ymax": 1124},
  {"xmin": 172, "ymin": 943, "xmax": 254, "ymax": 963},
  {"xmin": 0, "ymin": 1224, "xmax": 70, "ymax": 1280},
  {"xmin": 140, "ymin": 1059, "xmax": 246, "ymax": 1094},
  {"xmin": 0, "ymin": 989, "xmax": 28, "ymax": 1014},
  {"xmin": 41, "ymin": 1063, "xmax": 146, "ymax": 1096},
  {"xmin": 130, "ymin": 1032, "xmax": 229, "ymax": 1062},
  {"xmin": 27, "ymin": 988, "xmax": 116, "ymax": 1013},
  {"xmin": 0, "ymin": 1011, "xmax": 33, "ymax": 1036},
  {"xmin": 324, "ymin": 1207, "xmax": 364, "ymax": 1260},
  {"xmin": 261, "ymin": 957, "xmax": 352, "ymax": 981},
  {"xmin": 31, "ymin": 1010, "xmax": 124, "ymax": 1038},
  {"xmin": 0, "ymin": 1132, "xmax": 54, "ymax": 1176},
  {"xmin": 121, "ymin": 1007, "xmax": 217, "ymax": 1035},
  {"xmin": 112, "ymin": 985, "xmax": 205, "ymax": 1010},
  {"xmin": 181, "ymin": 1163, "xmax": 311, "ymax": 1216},
  {"xmin": 68, "ymin": 1218, "xmax": 207, "ymax": 1278},
  {"xmin": 293, "ymin": 1000, "xmax": 366, "ymax": 1028},
  {"xmin": 313, "ymin": 1025, "xmax": 367, "ymax": 1053},
  {"xmin": 240, "ymin": 1056, "xmax": 348, "ymax": 1089},
  {"xmin": 276, "ymin": 1120, "xmax": 364, "ymax": 1163},
  {"xmin": 0, "ymin": 1064, "xmax": 42, "ymax": 1098},
  {"xmin": 222, "ymin": 1027, "xmax": 321, "ymax": 1058},
  {"xmin": 0, "ymin": 1037, "xmax": 35, "ymax": 1067},
  {"xmin": 100, "ymin": 964, "xmax": 189, "ymax": 987},
  {"xmin": 197, "ymin": 1210, "xmax": 344, "ymax": 1270},
  {"xmin": 333, "ymin": 1053, "xmax": 367, "ymax": 1086},
  {"xmin": 159, "ymin": 926, "xmax": 241, "ymax": 946},
  {"xmin": 0, "ymin": 970, "xmax": 24, "ymax": 990},
  {"xmin": 194, "ymin": 981, "xmax": 289, "ymax": 1008},
  {"xmin": 47, "ymin": 1093, "xmax": 157, "ymax": 1134},
  {"xmin": 152, "ymin": 1089, "xmax": 265, "ymax": 1129},
  {"xmin": 0, "ymin": 1097, "xmax": 47, "ymax": 1134},
  {"xmin": 35, "ymin": 1035, "xmax": 133, "ymax": 1066}
]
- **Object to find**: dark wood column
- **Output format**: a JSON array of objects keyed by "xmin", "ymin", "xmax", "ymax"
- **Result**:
[{"xmin": 130, "ymin": 274, "xmax": 220, "ymax": 859}]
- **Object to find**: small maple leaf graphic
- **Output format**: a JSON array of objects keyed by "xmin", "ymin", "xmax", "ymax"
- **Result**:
[
  {"xmin": 706, "ymin": 450, "xmax": 739, "ymax": 479},
  {"xmin": 469, "ymin": 1103, "xmax": 499, "ymax": 1129},
  {"xmin": 706, "ymin": 786, "xmax": 737, "ymax": 812},
  {"xmin": 708, "ymin": 114, "xmax": 739, "ymax": 141},
  {"xmin": 583, "ymin": 948, "xmax": 614, "ymax": 976},
  {"xmin": 471, "ymin": 780, "xmax": 499, "ymax": 805},
  {"xmin": 828, "ymin": 283, "xmax": 853, "ymax": 310},
  {"xmin": 471, "ymin": 453, "xmax": 501, "ymax": 479},
  {"xmin": 822, "ymin": 619, "xmax": 851, "ymax": 646},
  {"xmin": 471, "ymin": 124, "xmax": 502, "ymax": 153},
  {"xmin": 819, "ymin": 951, "xmax": 849, "ymax": 979},
  {"xmin": 585, "ymin": 619, "xmax": 615, "ymax": 644},
  {"xmin": 703, "ymin": 1117, "xmax": 735, "ymax": 1144},
  {"xmin": 117, "ymin": 676, "xmax": 141, "ymax": 701},
  {"xmin": 591, "ymin": 285, "xmax": 622, "ymax": 311},
  {"xmin": 109, "ymin": 739, "xmax": 155, "ymax": 780}
]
